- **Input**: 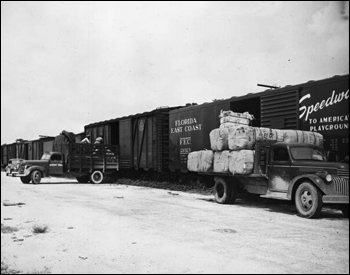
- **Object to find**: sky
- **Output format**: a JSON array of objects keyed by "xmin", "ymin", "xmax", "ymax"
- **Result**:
[{"xmin": 1, "ymin": 1, "xmax": 349, "ymax": 144}]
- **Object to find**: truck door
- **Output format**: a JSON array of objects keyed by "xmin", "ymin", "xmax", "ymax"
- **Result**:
[
  {"xmin": 49, "ymin": 153, "xmax": 64, "ymax": 175},
  {"xmin": 268, "ymin": 146, "xmax": 293, "ymax": 192}
]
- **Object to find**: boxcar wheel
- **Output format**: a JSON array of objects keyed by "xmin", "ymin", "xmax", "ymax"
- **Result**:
[
  {"xmin": 90, "ymin": 171, "xmax": 104, "ymax": 184},
  {"xmin": 31, "ymin": 170, "xmax": 42, "ymax": 184},
  {"xmin": 295, "ymin": 181, "xmax": 322, "ymax": 218},
  {"xmin": 20, "ymin": 176, "xmax": 31, "ymax": 184}
]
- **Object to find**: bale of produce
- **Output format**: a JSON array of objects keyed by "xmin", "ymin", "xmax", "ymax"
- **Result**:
[
  {"xmin": 219, "ymin": 110, "xmax": 254, "ymax": 127},
  {"xmin": 254, "ymin": 127, "xmax": 278, "ymax": 142},
  {"xmin": 227, "ymin": 126, "xmax": 255, "ymax": 150},
  {"xmin": 219, "ymin": 117, "xmax": 251, "ymax": 126},
  {"xmin": 213, "ymin": 151, "xmax": 230, "ymax": 173},
  {"xmin": 228, "ymin": 127, "xmax": 323, "ymax": 150},
  {"xmin": 187, "ymin": 150, "xmax": 214, "ymax": 172},
  {"xmin": 210, "ymin": 128, "xmax": 229, "ymax": 151},
  {"xmin": 228, "ymin": 150, "xmax": 255, "ymax": 175},
  {"xmin": 219, "ymin": 110, "xmax": 255, "ymax": 120}
]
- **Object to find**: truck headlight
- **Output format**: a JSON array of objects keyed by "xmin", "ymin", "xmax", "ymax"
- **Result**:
[{"xmin": 325, "ymin": 174, "xmax": 333, "ymax": 183}]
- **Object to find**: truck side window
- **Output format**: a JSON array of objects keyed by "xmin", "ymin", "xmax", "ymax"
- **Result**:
[
  {"xmin": 51, "ymin": 154, "xmax": 62, "ymax": 161},
  {"xmin": 273, "ymin": 148, "xmax": 289, "ymax": 161}
]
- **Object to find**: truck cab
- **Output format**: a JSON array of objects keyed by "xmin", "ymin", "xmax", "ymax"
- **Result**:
[
  {"xmin": 7, "ymin": 151, "xmax": 65, "ymax": 184},
  {"xmin": 40, "ymin": 152, "xmax": 65, "ymax": 175}
]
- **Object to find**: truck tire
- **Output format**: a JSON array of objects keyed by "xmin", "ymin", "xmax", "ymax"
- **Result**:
[
  {"xmin": 31, "ymin": 170, "xmax": 42, "ymax": 184},
  {"xmin": 295, "ymin": 181, "xmax": 322, "ymax": 218},
  {"xmin": 20, "ymin": 176, "xmax": 31, "ymax": 184},
  {"xmin": 214, "ymin": 177, "xmax": 237, "ymax": 204},
  {"xmin": 229, "ymin": 180, "xmax": 238, "ymax": 204},
  {"xmin": 76, "ymin": 176, "xmax": 90, "ymax": 183},
  {"xmin": 90, "ymin": 170, "xmax": 104, "ymax": 184}
]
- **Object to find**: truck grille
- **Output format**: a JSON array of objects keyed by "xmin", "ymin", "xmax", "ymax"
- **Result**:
[
  {"xmin": 337, "ymin": 168, "xmax": 349, "ymax": 179},
  {"xmin": 19, "ymin": 166, "xmax": 25, "ymax": 174},
  {"xmin": 333, "ymin": 177, "xmax": 349, "ymax": 196}
]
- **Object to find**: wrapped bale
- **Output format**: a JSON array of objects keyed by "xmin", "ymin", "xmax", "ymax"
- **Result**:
[
  {"xmin": 219, "ymin": 110, "xmax": 255, "ymax": 120},
  {"xmin": 314, "ymin": 132, "xmax": 323, "ymax": 147},
  {"xmin": 187, "ymin": 151, "xmax": 201, "ymax": 172},
  {"xmin": 228, "ymin": 126, "xmax": 255, "ymax": 150},
  {"xmin": 303, "ymin": 131, "xmax": 324, "ymax": 147},
  {"xmin": 220, "ymin": 116, "xmax": 251, "ymax": 126},
  {"xmin": 276, "ymin": 129, "xmax": 298, "ymax": 143},
  {"xmin": 254, "ymin": 127, "xmax": 278, "ymax": 142},
  {"xmin": 187, "ymin": 150, "xmax": 214, "ymax": 172},
  {"xmin": 276, "ymin": 129, "xmax": 323, "ymax": 146},
  {"xmin": 219, "ymin": 110, "xmax": 254, "ymax": 127},
  {"xmin": 213, "ymin": 151, "xmax": 230, "ymax": 173},
  {"xmin": 228, "ymin": 150, "xmax": 255, "ymax": 175},
  {"xmin": 220, "ymin": 122, "xmax": 248, "ymax": 129},
  {"xmin": 210, "ymin": 128, "xmax": 229, "ymax": 151}
]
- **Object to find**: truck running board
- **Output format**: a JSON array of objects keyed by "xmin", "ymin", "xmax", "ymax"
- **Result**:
[{"xmin": 260, "ymin": 191, "xmax": 289, "ymax": 200}]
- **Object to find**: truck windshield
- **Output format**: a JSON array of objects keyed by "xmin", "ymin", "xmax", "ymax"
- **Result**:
[
  {"xmin": 41, "ymin": 154, "xmax": 51, "ymax": 160},
  {"xmin": 290, "ymin": 147, "xmax": 326, "ymax": 161}
]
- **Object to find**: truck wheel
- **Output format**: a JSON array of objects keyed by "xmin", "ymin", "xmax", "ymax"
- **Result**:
[
  {"xmin": 295, "ymin": 181, "xmax": 322, "ymax": 218},
  {"xmin": 340, "ymin": 205, "xmax": 349, "ymax": 218},
  {"xmin": 31, "ymin": 170, "xmax": 42, "ymax": 184},
  {"xmin": 76, "ymin": 176, "xmax": 90, "ymax": 183},
  {"xmin": 20, "ymin": 176, "xmax": 31, "ymax": 184},
  {"xmin": 214, "ymin": 177, "xmax": 236, "ymax": 204},
  {"xmin": 229, "ymin": 180, "xmax": 238, "ymax": 204},
  {"xmin": 90, "ymin": 171, "xmax": 104, "ymax": 184},
  {"xmin": 21, "ymin": 176, "xmax": 31, "ymax": 183}
]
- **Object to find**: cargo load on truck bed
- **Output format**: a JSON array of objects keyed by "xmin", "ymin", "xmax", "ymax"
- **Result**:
[{"xmin": 190, "ymin": 110, "xmax": 324, "ymax": 176}]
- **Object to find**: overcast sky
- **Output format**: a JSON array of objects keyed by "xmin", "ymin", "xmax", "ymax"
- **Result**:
[{"xmin": 1, "ymin": 1, "xmax": 349, "ymax": 144}]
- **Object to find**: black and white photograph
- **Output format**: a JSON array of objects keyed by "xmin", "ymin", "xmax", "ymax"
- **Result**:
[{"xmin": 1, "ymin": 1, "xmax": 349, "ymax": 274}]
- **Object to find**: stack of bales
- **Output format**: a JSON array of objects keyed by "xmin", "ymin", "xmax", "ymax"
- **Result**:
[
  {"xmin": 210, "ymin": 111, "xmax": 255, "ymax": 175},
  {"xmin": 187, "ymin": 111, "xmax": 254, "ymax": 173},
  {"xmin": 188, "ymin": 110, "xmax": 324, "ymax": 175}
]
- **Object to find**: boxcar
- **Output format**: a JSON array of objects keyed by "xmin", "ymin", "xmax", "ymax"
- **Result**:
[
  {"xmin": 169, "ymin": 74, "xmax": 349, "ymax": 172},
  {"xmin": 85, "ymin": 106, "xmax": 183, "ymax": 172}
]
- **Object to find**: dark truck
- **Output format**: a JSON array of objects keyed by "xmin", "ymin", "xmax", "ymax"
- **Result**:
[
  {"xmin": 7, "ymin": 143, "xmax": 118, "ymax": 184},
  {"xmin": 205, "ymin": 141, "xmax": 349, "ymax": 218}
]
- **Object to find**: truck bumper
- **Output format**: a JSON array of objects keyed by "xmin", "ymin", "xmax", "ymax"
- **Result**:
[
  {"xmin": 322, "ymin": 195, "xmax": 349, "ymax": 204},
  {"xmin": 6, "ymin": 172, "xmax": 28, "ymax": 178}
]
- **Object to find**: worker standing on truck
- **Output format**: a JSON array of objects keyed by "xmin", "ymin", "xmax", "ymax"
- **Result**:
[
  {"xmin": 93, "ymin": 137, "xmax": 103, "ymax": 155},
  {"xmin": 80, "ymin": 135, "xmax": 91, "ymax": 144},
  {"xmin": 94, "ymin": 137, "xmax": 103, "ymax": 144}
]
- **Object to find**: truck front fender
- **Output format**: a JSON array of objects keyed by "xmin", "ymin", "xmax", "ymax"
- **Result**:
[
  {"xmin": 287, "ymin": 174, "xmax": 327, "ymax": 200},
  {"xmin": 25, "ymin": 166, "xmax": 46, "ymax": 177}
]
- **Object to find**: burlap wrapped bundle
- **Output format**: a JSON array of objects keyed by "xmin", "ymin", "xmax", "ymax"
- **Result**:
[
  {"xmin": 228, "ymin": 150, "xmax": 255, "ymax": 175},
  {"xmin": 219, "ymin": 116, "xmax": 251, "ymax": 126},
  {"xmin": 228, "ymin": 126, "xmax": 255, "ymax": 150},
  {"xmin": 254, "ymin": 127, "xmax": 278, "ymax": 142},
  {"xmin": 210, "ymin": 128, "xmax": 229, "ymax": 151},
  {"xmin": 213, "ymin": 151, "xmax": 230, "ymax": 173},
  {"xmin": 187, "ymin": 150, "xmax": 214, "ymax": 172},
  {"xmin": 219, "ymin": 110, "xmax": 255, "ymax": 120}
]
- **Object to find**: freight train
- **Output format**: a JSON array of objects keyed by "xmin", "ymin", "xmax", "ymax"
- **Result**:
[{"xmin": 2, "ymin": 74, "xmax": 349, "ymax": 177}]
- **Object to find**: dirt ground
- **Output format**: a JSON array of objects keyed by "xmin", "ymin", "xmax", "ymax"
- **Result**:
[{"xmin": 1, "ymin": 172, "xmax": 349, "ymax": 274}]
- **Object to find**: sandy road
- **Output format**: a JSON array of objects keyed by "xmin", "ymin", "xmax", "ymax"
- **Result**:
[{"xmin": 1, "ymin": 172, "xmax": 349, "ymax": 274}]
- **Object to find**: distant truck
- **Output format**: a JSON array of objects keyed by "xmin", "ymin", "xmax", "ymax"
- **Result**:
[
  {"xmin": 203, "ymin": 141, "xmax": 349, "ymax": 218},
  {"xmin": 6, "ymin": 143, "xmax": 118, "ymax": 184}
]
